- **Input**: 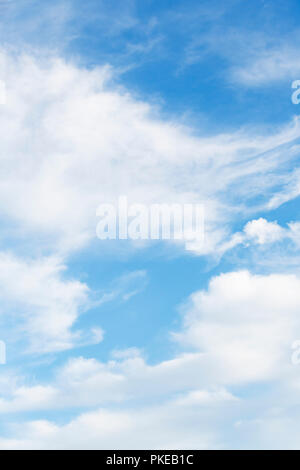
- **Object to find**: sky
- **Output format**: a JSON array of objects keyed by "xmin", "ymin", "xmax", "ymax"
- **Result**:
[{"xmin": 0, "ymin": 0, "xmax": 300, "ymax": 450}]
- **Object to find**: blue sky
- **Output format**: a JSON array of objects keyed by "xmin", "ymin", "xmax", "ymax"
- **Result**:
[{"xmin": 1, "ymin": 0, "xmax": 300, "ymax": 449}]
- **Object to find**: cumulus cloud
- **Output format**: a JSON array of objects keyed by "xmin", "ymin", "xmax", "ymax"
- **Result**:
[
  {"xmin": 217, "ymin": 217, "xmax": 300, "ymax": 256},
  {"xmin": 1, "ymin": 270, "xmax": 300, "ymax": 448},
  {"xmin": 243, "ymin": 218, "xmax": 286, "ymax": 245},
  {"xmin": 0, "ymin": 351, "xmax": 219, "ymax": 413},
  {"xmin": 176, "ymin": 270, "xmax": 300, "ymax": 384},
  {"xmin": 0, "ymin": 392, "xmax": 238, "ymax": 450}
]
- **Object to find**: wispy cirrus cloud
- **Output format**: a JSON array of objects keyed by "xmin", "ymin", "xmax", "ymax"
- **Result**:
[
  {"xmin": 1, "ymin": 51, "xmax": 300, "ymax": 258},
  {"xmin": 230, "ymin": 45, "xmax": 300, "ymax": 86}
]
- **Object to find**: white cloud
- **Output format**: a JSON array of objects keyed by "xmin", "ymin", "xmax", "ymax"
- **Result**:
[
  {"xmin": 176, "ymin": 270, "xmax": 300, "ymax": 383},
  {"xmin": 94, "ymin": 270, "xmax": 148, "ymax": 306},
  {"xmin": 0, "ymin": 352, "xmax": 208, "ymax": 412},
  {"xmin": 231, "ymin": 47, "xmax": 300, "ymax": 86},
  {"xmin": 0, "ymin": 389, "xmax": 238, "ymax": 449},
  {"xmin": 266, "ymin": 167, "xmax": 300, "ymax": 210},
  {"xmin": 2, "ymin": 270, "xmax": 300, "ymax": 447},
  {"xmin": 0, "ymin": 51, "xmax": 300, "ymax": 257},
  {"xmin": 243, "ymin": 218, "xmax": 286, "ymax": 245},
  {"xmin": 213, "ymin": 217, "xmax": 300, "ymax": 256},
  {"xmin": 0, "ymin": 252, "xmax": 93, "ymax": 353}
]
